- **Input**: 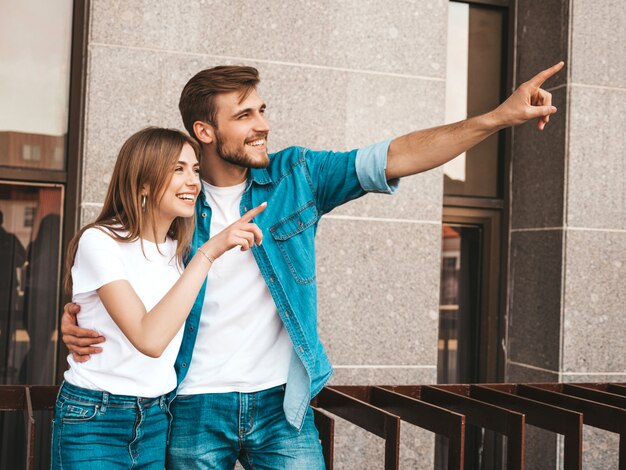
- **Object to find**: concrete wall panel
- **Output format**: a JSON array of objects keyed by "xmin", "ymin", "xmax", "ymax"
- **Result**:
[
  {"xmin": 90, "ymin": 0, "xmax": 447, "ymax": 78},
  {"xmin": 567, "ymin": 86, "xmax": 626, "ymax": 230},
  {"xmin": 563, "ymin": 230, "xmax": 626, "ymax": 372},
  {"xmin": 571, "ymin": 0, "xmax": 626, "ymax": 88},
  {"xmin": 317, "ymin": 217, "xmax": 440, "ymax": 366}
]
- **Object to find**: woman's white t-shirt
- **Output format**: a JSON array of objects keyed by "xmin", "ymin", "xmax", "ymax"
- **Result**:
[{"xmin": 63, "ymin": 227, "xmax": 184, "ymax": 398}]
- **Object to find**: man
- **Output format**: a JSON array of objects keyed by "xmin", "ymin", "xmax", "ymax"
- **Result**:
[{"xmin": 62, "ymin": 61, "xmax": 563, "ymax": 468}]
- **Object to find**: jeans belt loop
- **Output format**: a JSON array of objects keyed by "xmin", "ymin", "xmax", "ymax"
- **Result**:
[
  {"xmin": 159, "ymin": 394, "xmax": 165, "ymax": 409},
  {"xmin": 101, "ymin": 391, "xmax": 109, "ymax": 413},
  {"xmin": 56, "ymin": 381, "xmax": 66, "ymax": 402}
]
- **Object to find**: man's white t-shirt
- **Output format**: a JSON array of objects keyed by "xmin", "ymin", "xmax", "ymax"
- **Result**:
[
  {"xmin": 64, "ymin": 227, "xmax": 184, "ymax": 398},
  {"xmin": 178, "ymin": 180, "xmax": 293, "ymax": 394}
]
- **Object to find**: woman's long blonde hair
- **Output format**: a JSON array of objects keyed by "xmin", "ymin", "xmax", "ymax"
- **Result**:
[{"xmin": 64, "ymin": 127, "xmax": 201, "ymax": 294}]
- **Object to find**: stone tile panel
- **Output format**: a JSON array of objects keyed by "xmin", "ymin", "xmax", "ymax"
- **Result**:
[
  {"xmin": 90, "ymin": 0, "xmax": 447, "ymax": 78},
  {"xmin": 332, "ymin": 416, "xmax": 435, "ymax": 469},
  {"xmin": 516, "ymin": 0, "xmax": 569, "ymax": 88},
  {"xmin": 525, "ymin": 425, "xmax": 557, "ymax": 470},
  {"xmin": 79, "ymin": 204, "xmax": 103, "ymax": 226},
  {"xmin": 562, "ymin": 373, "xmax": 626, "ymax": 384},
  {"xmin": 571, "ymin": 0, "xmax": 626, "ymax": 88},
  {"xmin": 567, "ymin": 86, "xmax": 626, "ymax": 230},
  {"xmin": 82, "ymin": 46, "xmax": 169, "ymax": 204},
  {"xmin": 316, "ymin": 217, "xmax": 441, "ymax": 366},
  {"xmin": 511, "ymin": 87, "xmax": 566, "ymax": 229},
  {"xmin": 329, "ymin": 366, "xmax": 436, "ymax": 386},
  {"xmin": 508, "ymin": 230, "xmax": 563, "ymax": 371},
  {"xmin": 505, "ymin": 362, "xmax": 559, "ymax": 383},
  {"xmin": 563, "ymin": 230, "xmax": 626, "ymax": 372}
]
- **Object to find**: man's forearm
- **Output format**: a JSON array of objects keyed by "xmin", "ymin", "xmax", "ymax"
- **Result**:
[
  {"xmin": 384, "ymin": 62, "xmax": 563, "ymax": 180},
  {"xmin": 385, "ymin": 111, "xmax": 504, "ymax": 180}
]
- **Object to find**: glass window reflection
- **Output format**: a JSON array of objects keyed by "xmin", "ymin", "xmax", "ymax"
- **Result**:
[
  {"xmin": 444, "ymin": 3, "xmax": 505, "ymax": 198},
  {"xmin": 0, "ymin": 0, "xmax": 73, "ymax": 171},
  {"xmin": 0, "ymin": 183, "xmax": 63, "ymax": 385}
]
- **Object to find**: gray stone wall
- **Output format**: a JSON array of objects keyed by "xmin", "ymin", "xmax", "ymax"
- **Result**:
[
  {"xmin": 508, "ymin": 1, "xmax": 625, "ymax": 468},
  {"xmin": 79, "ymin": 0, "xmax": 625, "ymax": 468},
  {"xmin": 81, "ymin": 1, "xmax": 448, "ymax": 467},
  {"xmin": 563, "ymin": 2, "xmax": 626, "ymax": 468}
]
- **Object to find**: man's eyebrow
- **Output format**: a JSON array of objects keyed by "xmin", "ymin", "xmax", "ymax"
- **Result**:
[{"xmin": 231, "ymin": 103, "xmax": 266, "ymax": 118}]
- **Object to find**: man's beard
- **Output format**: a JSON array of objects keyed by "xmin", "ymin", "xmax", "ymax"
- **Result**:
[{"xmin": 215, "ymin": 129, "xmax": 269, "ymax": 169}]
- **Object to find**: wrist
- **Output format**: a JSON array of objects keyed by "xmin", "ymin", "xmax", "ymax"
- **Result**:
[
  {"xmin": 199, "ymin": 242, "xmax": 221, "ymax": 261},
  {"xmin": 485, "ymin": 108, "xmax": 509, "ymax": 131},
  {"xmin": 196, "ymin": 247, "xmax": 216, "ymax": 264}
]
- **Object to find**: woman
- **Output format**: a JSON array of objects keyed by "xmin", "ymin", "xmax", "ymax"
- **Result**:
[{"xmin": 51, "ymin": 127, "xmax": 265, "ymax": 469}]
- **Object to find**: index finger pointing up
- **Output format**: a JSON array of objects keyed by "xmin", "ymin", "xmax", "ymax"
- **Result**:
[
  {"xmin": 528, "ymin": 61, "xmax": 565, "ymax": 87},
  {"xmin": 240, "ymin": 201, "xmax": 268, "ymax": 223}
]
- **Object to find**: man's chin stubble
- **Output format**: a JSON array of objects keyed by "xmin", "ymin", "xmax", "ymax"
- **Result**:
[{"xmin": 219, "ymin": 151, "xmax": 269, "ymax": 169}]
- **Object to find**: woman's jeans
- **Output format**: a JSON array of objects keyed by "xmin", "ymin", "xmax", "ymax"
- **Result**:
[{"xmin": 50, "ymin": 381, "xmax": 170, "ymax": 469}]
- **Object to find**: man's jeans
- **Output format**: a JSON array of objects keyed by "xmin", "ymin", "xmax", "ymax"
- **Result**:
[
  {"xmin": 50, "ymin": 382, "xmax": 169, "ymax": 469},
  {"xmin": 166, "ymin": 384, "xmax": 325, "ymax": 469}
]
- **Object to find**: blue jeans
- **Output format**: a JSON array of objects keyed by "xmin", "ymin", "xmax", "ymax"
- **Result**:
[
  {"xmin": 50, "ymin": 382, "xmax": 170, "ymax": 469},
  {"xmin": 166, "ymin": 384, "xmax": 325, "ymax": 469}
]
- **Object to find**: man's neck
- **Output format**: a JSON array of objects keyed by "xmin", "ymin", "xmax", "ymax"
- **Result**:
[{"xmin": 200, "ymin": 150, "xmax": 249, "ymax": 187}]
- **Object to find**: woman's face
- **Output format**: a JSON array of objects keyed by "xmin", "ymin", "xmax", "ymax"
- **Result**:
[{"xmin": 156, "ymin": 143, "xmax": 201, "ymax": 221}]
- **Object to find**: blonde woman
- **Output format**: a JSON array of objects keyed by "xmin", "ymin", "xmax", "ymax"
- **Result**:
[{"xmin": 51, "ymin": 127, "xmax": 265, "ymax": 469}]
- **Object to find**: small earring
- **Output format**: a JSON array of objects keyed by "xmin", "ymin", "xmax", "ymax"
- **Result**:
[{"xmin": 141, "ymin": 195, "xmax": 147, "ymax": 210}]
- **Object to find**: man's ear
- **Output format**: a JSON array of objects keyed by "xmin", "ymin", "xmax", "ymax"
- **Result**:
[{"xmin": 193, "ymin": 121, "xmax": 215, "ymax": 145}]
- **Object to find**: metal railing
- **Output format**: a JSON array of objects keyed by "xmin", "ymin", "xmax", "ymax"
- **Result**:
[
  {"xmin": 0, "ymin": 385, "xmax": 58, "ymax": 469},
  {"xmin": 1, "ymin": 383, "xmax": 625, "ymax": 469},
  {"xmin": 311, "ymin": 383, "xmax": 626, "ymax": 470}
]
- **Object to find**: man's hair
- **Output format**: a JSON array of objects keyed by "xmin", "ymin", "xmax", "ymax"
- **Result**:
[{"xmin": 179, "ymin": 65, "xmax": 260, "ymax": 141}]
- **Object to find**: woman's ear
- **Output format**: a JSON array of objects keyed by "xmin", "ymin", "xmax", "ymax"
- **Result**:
[{"xmin": 193, "ymin": 121, "xmax": 215, "ymax": 145}]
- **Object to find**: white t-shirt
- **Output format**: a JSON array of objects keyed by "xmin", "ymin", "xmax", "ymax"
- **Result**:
[
  {"xmin": 178, "ymin": 180, "xmax": 293, "ymax": 394},
  {"xmin": 64, "ymin": 227, "xmax": 184, "ymax": 398}
]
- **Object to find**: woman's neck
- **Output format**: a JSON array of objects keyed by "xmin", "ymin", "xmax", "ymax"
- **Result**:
[{"xmin": 142, "ymin": 215, "xmax": 172, "ymax": 243}]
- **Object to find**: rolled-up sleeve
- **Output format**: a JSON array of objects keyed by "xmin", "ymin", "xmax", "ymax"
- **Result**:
[{"xmin": 355, "ymin": 139, "xmax": 399, "ymax": 194}]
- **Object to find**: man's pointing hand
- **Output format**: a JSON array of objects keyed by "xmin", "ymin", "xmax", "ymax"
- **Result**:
[{"xmin": 493, "ymin": 61, "xmax": 564, "ymax": 131}]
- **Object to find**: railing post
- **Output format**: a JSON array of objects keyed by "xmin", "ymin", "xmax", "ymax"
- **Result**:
[
  {"xmin": 23, "ymin": 387, "xmax": 36, "ymax": 470},
  {"xmin": 313, "ymin": 406, "xmax": 334, "ymax": 470}
]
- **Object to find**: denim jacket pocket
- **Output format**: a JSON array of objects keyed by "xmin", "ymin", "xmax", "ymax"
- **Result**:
[{"xmin": 269, "ymin": 201, "xmax": 318, "ymax": 285}]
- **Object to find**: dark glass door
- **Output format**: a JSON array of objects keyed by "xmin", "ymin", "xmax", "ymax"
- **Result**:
[
  {"xmin": 438, "ymin": 223, "xmax": 482, "ymax": 385},
  {"xmin": 436, "ymin": 210, "xmax": 504, "ymax": 470},
  {"xmin": 0, "ymin": 182, "xmax": 64, "ymax": 469}
]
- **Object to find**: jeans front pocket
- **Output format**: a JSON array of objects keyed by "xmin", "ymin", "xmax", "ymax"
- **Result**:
[
  {"xmin": 52, "ymin": 397, "xmax": 105, "ymax": 469},
  {"xmin": 59, "ymin": 398, "xmax": 100, "ymax": 424}
]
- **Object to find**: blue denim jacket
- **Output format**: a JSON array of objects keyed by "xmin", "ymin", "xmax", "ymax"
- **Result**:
[{"xmin": 175, "ymin": 140, "xmax": 397, "ymax": 430}]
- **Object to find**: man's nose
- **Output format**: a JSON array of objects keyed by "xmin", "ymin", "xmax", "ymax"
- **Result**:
[{"xmin": 254, "ymin": 114, "xmax": 270, "ymax": 133}]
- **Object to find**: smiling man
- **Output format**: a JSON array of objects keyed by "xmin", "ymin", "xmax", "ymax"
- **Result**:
[{"xmin": 62, "ymin": 62, "xmax": 563, "ymax": 469}]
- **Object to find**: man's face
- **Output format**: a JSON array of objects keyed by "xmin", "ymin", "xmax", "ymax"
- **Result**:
[{"xmin": 211, "ymin": 88, "xmax": 270, "ymax": 169}]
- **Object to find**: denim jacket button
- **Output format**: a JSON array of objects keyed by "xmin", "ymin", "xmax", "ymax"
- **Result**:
[
  {"xmin": 189, "ymin": 326, "xmax": 194, "ymax": 331},
  {"xmin": 285, "ymin": 311, "xmax": 290, "ymax": 318},
  {"xmin": 201, "ymin": 212, "xmax": 207, "ymax": 218},
  {"xmin": 182, "ymin": 363, "xmax": 187, "ymax": 368},
  {"xmin": 269, "ymin": 276, "xmax": 274, "ymax": 283}
]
